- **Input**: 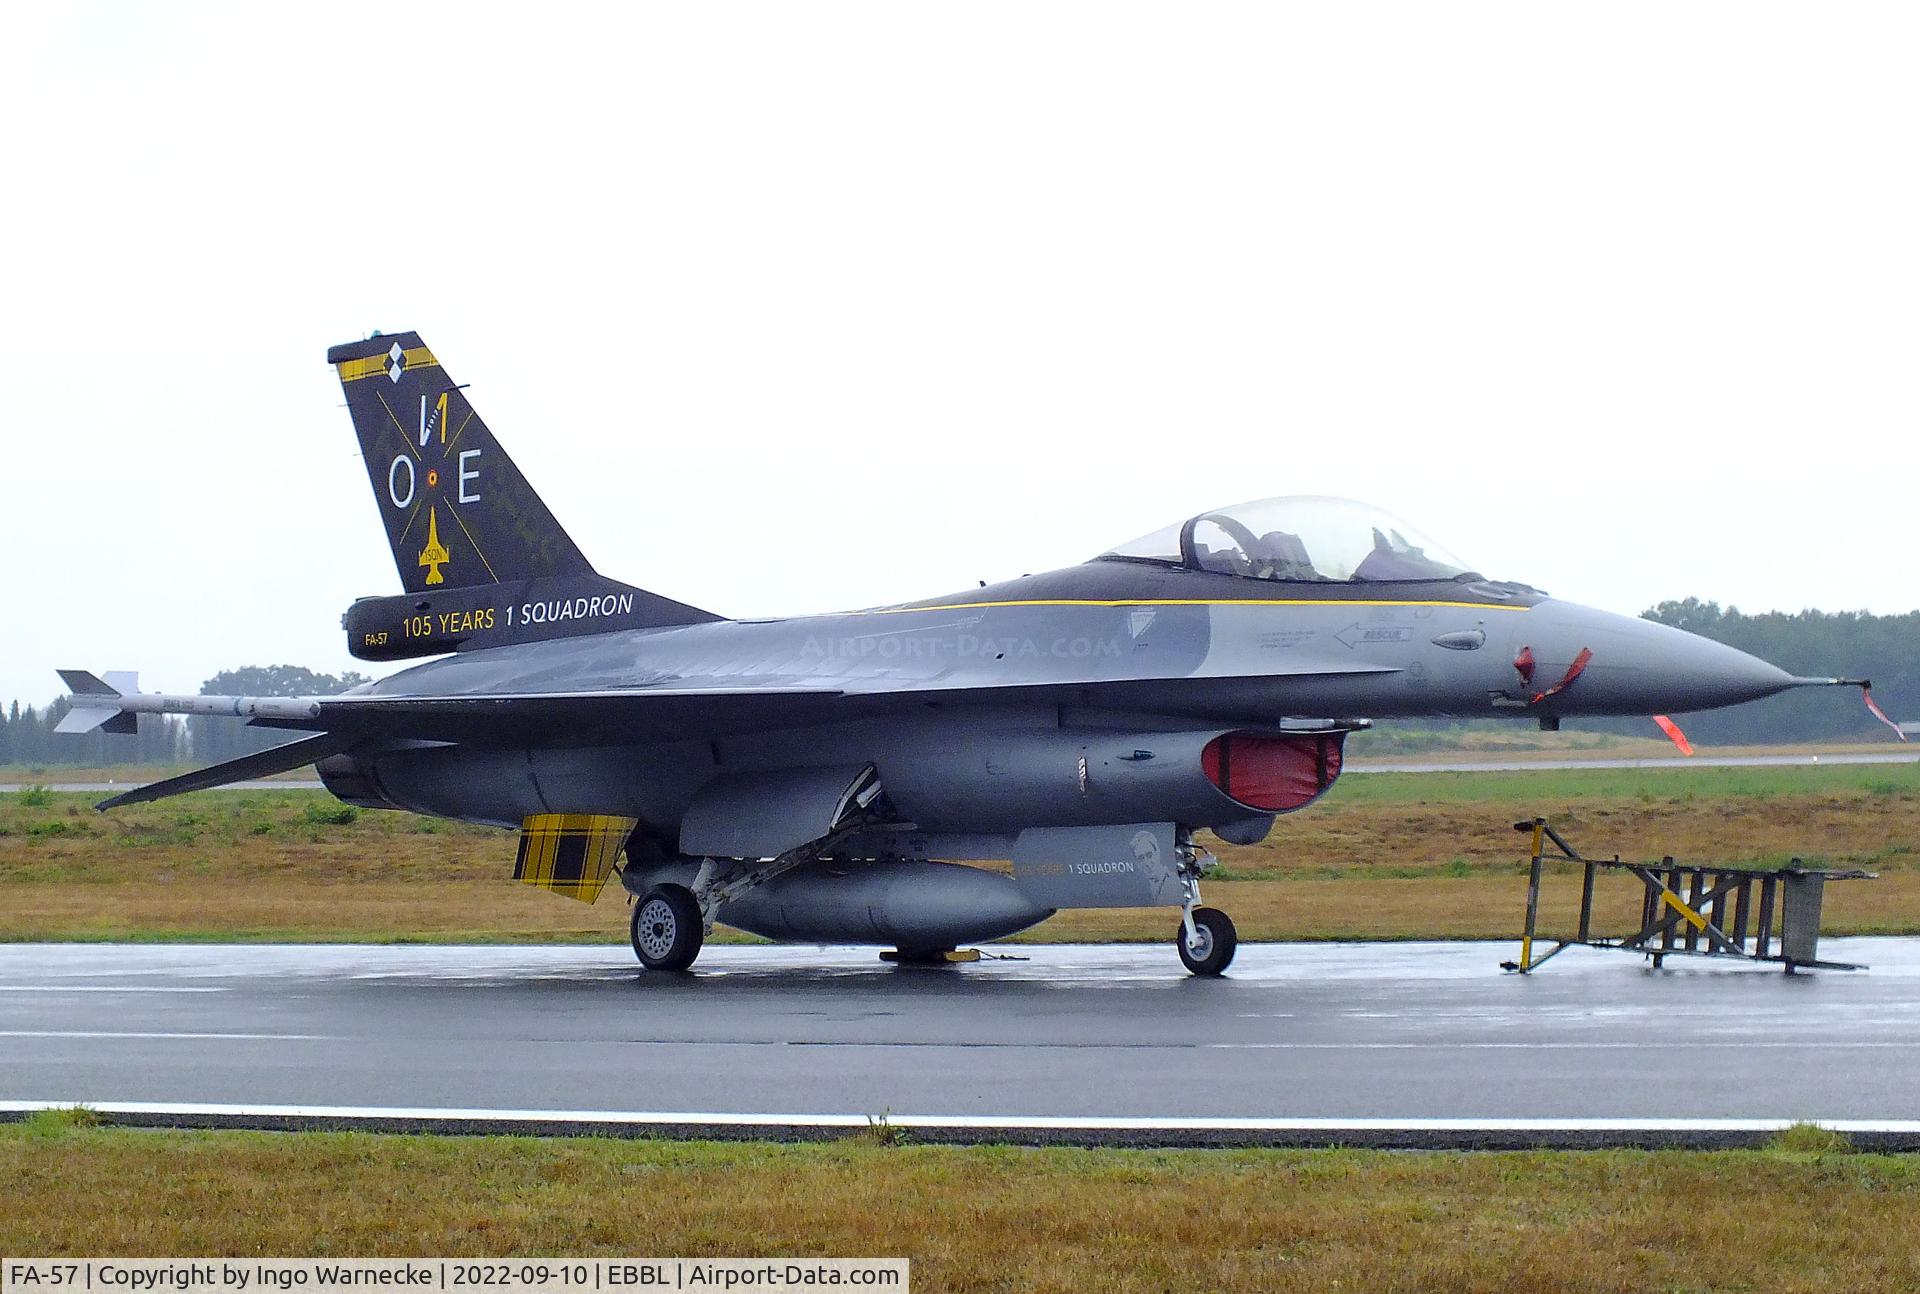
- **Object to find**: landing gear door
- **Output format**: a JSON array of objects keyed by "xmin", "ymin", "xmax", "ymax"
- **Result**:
[{"xmin": 1011, "ymin": 823, "xmax": 1183, "ymax": 909}]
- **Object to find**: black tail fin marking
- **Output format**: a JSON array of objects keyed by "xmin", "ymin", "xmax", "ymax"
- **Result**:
[
  {"xmin": 329, "ymin": 331, "xmax": 596, "ymax": 594},
  {"xmin": 328, "ymin": 331, "xmax": 722, "ymax": 660}
]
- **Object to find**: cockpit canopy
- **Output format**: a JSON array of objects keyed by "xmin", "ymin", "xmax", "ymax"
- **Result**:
[{"xmin": 1101, "ymin": 496, "xmax": 1478, "ymax": 584}]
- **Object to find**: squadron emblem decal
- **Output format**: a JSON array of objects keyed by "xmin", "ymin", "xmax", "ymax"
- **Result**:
[
  {"xmin": 419, "ymin": 507, "xmax": 451, "ymax": 585},
  {"xmin": 385, "ymin": 341, "xmax": 406, "ymax": 383}
]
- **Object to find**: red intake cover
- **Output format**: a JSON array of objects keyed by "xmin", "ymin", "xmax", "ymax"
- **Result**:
[{"xmin": 1201, "ymin": 731, "xmax": 1347, "ymax": 813}]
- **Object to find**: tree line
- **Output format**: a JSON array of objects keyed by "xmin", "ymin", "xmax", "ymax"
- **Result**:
[
  {"xmin": 0, "ymin": 666, "xmax": 367, "ymax": 769},
  {"xmin": 1, "ymin": 602, "xmax": 1913, "ymax": 768}
]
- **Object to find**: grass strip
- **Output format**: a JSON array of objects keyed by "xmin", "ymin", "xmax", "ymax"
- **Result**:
[
  {"xmin": 1, "ymin": 762, "xmax": 1914, "ymax": 944},
  {"xmin": 2, "ymin": 1117, "xmax": 1916, "ymax": 1293}
]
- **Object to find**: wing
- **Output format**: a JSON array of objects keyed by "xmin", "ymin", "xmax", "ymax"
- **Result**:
[
  {"xmin": 259, "ymin": 661, "xmax": 1398, "ymax": 745},
  {"xmin": 291, "ymin": 682, "xmax": 853, "ymax": 744},
  {"xmin": 59, "ymin": 660, "xmax": 1397, "ymax": 806},
  {"xmin": 54, "ymin": 672, "xmax": 855, "ymax": 749}
]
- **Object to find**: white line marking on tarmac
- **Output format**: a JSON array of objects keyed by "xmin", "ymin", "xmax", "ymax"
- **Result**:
[
  {"xmin": 788, "ymin": 1039, "xmax": 1920, "ymax": 1050},
  {"xmin": 5, "ymin": 1032, "xmax": 1912, "ymax": 1050},
  {"xmin": 1200, "ymin": 1041, "xmax": 1920, "ymax": 1050},
  {"xmin": 2, "ymin": 1100, "xmax": 1918, "ymax": 1135},
  {"xmin": 0, "ymin": 1031, "xmax": 335, "ymax": 1041},
  {"xmin": 0, "ymin": 986, "xmax": 230, "ymax": 994}
]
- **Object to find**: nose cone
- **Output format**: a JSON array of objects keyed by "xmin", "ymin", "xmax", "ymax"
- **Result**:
[{"xmin": 1520, "ymin": 601, "xmax": 1798, "ymax": 716}]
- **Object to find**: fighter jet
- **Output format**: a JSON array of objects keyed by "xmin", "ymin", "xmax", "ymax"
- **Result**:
[{"xmin": 57, "ymin": 331, "xmax": 1880, "ymax": 976}]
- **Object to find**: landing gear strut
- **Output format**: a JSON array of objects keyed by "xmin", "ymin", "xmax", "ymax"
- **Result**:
[
  {"xmin": 1174, "ymin": 836, "xmax": 1236, "ymax": 975},
  {"xmin": 631, "ymin": 884, "xmax": 703, "ymax": 972}
]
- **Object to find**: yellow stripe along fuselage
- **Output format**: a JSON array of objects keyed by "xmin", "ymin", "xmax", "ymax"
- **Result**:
[{"xmin": 869, "ymin": 597, "xmax": 1533, "ymax": 615}]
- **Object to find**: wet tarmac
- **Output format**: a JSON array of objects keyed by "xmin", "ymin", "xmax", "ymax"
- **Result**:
[{"xmin": 2, "ymin": 940, "xmax": 1916, "ymax": 1145}]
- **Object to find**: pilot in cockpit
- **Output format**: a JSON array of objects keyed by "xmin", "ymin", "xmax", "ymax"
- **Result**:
[{"xmin": 1249, "ymin": 530, "xmax": 1318, "ymax": 581}]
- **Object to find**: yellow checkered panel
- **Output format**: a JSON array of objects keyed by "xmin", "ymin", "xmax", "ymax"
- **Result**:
[{"xmin": 513, "ymin": 814, "xmax": 639, "ymax": 903}]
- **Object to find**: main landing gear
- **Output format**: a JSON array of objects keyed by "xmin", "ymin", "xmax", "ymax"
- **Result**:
[
  {"xmin": 631, "ymin": 884, "xmax": 704, "ymax": 971},
  {"xmin": 630, "ymin": 831, "xmax": 863, "ymax": 972}
]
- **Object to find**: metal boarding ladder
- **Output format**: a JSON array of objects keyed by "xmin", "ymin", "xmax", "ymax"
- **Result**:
[{"xmin": 1506, "ymin": 817, "xmax": 1877, "ymax": 975}]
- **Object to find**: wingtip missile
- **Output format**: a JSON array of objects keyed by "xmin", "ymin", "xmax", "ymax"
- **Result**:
[{"xmin": 54, "ymin": 670, "xmax": 322, "ymax": 733}]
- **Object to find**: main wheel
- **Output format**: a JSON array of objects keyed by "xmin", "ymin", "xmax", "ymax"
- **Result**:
[
  {"xmin": 1177, "ymin": 907, "xmax": 1237, "ymax": 976},
  {"xmin": 631, "ymin": 884, "xmax": 704, "ymax": 971}
]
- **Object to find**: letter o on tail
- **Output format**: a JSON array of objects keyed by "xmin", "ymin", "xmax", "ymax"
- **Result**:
[{"xmin": 388, "ymin": 455, "xmax": 416, "ymax": 508}]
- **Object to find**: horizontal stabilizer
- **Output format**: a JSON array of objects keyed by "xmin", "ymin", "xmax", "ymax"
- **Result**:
[{"xmin": 96, "ymin": 732, "xmax": 358, "ymax": 810}]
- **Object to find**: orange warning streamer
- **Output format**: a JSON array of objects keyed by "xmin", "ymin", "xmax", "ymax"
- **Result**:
[
  {"xmin": 1864, "ymin": 688, "xmax": 1908, "ymax": 742},
  {"xmin": 1531, "ymin": 647, "xmax": 1593, "ymax": 704},
  {"xmin": 1651, "ymin": 714, "xmax": 1694, "ymax": 756}
]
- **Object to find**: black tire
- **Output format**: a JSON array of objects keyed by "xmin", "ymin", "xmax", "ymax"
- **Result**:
[
  {"xmin": 631, "ymin": 884, "xmax": 704, "ymax": 971},
  {"xmin": 1177, "ymin": 907, "xmax": 1237, "ymax": 976}
]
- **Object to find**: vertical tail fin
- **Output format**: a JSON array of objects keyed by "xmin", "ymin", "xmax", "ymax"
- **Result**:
[
  {"xmin": 329, "ymin": 330, "xmax": 722, "ymax": 658},
  {"xmin": 328, "ymin": 332, "xmax": 595, "ymax": 593}
]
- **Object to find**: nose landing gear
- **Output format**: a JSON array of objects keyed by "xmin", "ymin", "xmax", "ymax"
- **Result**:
[
  {"xmin": 1173, "ymin": 837, "xmax": 1236, "ymax": 975},
  {"xmin": 1177, "ymin": 906, "xmax": 1237, "ymax": 976}
]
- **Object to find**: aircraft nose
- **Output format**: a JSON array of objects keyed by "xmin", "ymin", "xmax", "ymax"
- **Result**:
[{"xmin": 1517, "ymin": 601, "xmax": 1798, "ymax": 715}]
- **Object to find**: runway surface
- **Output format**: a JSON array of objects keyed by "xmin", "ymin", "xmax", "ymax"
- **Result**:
[
  {"xmin": 1351, "ymin": 750, "xmax": 1917, "ymax": 773},
  {"xmin": 3, "ymin": 940, "xmax": 1917, "ymax": 1147}
]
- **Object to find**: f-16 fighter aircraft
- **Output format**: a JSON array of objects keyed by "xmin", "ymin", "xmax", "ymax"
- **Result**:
[{"xmin": 58, "ymin": 332, "xmax": 1881, "ymax": 976}]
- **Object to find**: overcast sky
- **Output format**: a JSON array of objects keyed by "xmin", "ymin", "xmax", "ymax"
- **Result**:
[{"xmin": 2, "ymin": 3, "xmax": 1914, "ymax": 706}]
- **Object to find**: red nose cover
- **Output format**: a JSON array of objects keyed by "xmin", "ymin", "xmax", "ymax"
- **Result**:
[{"xmin": 1202, "ymin": 731, "xmax": 1347, "ymax": 813}]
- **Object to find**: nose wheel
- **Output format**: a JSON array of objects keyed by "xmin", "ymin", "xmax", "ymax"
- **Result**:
[
  {"xmin": 1177, "ymin": 906, "xmax": 1237, "ymax": 976},
  {"xmin": 631, "ymin": 883, "xmax": 704, "ymax": 971}
]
